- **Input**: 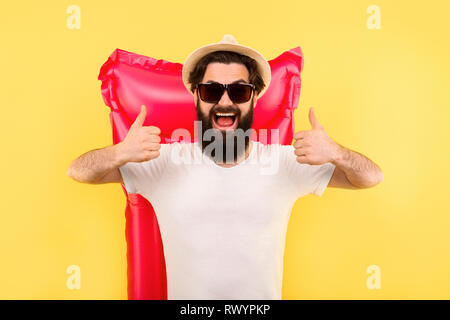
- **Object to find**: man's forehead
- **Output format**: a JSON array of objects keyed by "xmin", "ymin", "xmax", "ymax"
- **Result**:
[{"xmin": 202, "ymin": 62, "xmax": 249, "ymax": 83}]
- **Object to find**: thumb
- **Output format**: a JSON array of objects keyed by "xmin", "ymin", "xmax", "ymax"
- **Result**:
[
  {"xmin": 308, "ymin": 107, "xmax": 322, "ymax": 130},
  {"xmin": 130, "ymin": 105, "xmax": 147, "ymax": 129}
]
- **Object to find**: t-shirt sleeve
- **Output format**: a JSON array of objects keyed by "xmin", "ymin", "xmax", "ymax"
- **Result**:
[
  {"xmin": 281, "ymin": 145, "xmax": 336, "ymax": 197},
  {"xmin": 118, "ymin": 143, "xmax": 170, "ymax": 195}
]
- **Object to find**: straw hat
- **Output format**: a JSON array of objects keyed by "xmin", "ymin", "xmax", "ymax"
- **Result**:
[{"xmin": 182, "ymin": 34, "xmax": 271, "ymax": 99}]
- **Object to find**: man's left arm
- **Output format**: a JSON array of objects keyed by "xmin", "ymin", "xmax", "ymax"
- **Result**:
[
  {"xmin": 328, "ymin": 143, "xmax": 384, "ymax": 189},
  {"xmin": 293, "ymin": 107, "xmax": 384, "ymax": 190}
]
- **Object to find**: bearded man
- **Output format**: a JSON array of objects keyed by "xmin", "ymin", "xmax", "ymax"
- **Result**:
[{"xmin": 68, "ymin": 35, "xmax": 383, "ymax": 300}]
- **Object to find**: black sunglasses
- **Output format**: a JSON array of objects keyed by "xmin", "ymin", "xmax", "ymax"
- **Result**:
[{"xmin": 196, "ymin": 82, "xmax": 255, "ymax": 104}]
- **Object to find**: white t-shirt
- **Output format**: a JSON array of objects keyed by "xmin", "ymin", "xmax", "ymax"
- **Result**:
[{"xmin": 119, "ymin": 141, "xmax": 336, "ymax": 300}]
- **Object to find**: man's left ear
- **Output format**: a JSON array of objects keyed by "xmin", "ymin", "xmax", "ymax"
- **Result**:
[{"xmin": 253, "ymin": 92, "xmax": 259, "ymax": 107}]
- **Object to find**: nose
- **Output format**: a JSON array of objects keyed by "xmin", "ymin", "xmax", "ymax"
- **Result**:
[{"xmin": 218, "ymin": 87, "xmax": 233, "ymax": 105}]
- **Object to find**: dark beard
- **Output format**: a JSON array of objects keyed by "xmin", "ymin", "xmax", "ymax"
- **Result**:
[{"xmin": 195, "ymin": 97, "xmax": 254, "ymax": 164}]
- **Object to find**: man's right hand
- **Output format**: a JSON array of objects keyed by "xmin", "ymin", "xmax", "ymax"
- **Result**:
[{"xmin": 116, "ymin": 105, "xmax": 162, "ymax": 163}]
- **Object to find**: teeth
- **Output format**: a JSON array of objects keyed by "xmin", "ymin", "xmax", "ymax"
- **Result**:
[{"xmin": 215, "ymin": 112, "xmax": 235, "ymax": 116}]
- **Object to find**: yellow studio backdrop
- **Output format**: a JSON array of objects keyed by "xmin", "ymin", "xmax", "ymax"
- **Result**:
[{"xmin": 0, "ymin": 0, "xmax": 449, "ymax": 299}]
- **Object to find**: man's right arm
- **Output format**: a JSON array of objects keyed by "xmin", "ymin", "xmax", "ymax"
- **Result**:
[
  {"xmin": 67, "ymin": 143, "xmax": 127, "ymax": 184},
  {"xmin": 67, "ymin": 105, "xmax": 161, "ymax": 185}
]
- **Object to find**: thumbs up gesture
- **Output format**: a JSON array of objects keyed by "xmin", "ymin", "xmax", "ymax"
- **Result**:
[
  {"xmin": 293, "ymin": 107, "xmax": 341, "ymax": 165},
  {"xmin": 117, "ymin": 105, "xmax": 162, "ymax": 163}
]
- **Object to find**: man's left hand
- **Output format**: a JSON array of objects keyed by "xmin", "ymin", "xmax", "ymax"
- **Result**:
[{"xmin": 293, "ymin": 107, "xmax": 341, "ymax": 165}]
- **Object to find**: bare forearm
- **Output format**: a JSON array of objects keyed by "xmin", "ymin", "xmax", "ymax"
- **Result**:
[
  {"xmin": 67, "ymin": 143, "xmax": 126, "ymax": 183},
  {"xmin": 331, "ymin": 144, "xmax": 384, "ymax": 188}
]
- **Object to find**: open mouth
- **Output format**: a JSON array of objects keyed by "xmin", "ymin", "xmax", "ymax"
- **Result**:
[{"xmin": 212, "ymin": 112, "xmax": 238, "ymax": 131}]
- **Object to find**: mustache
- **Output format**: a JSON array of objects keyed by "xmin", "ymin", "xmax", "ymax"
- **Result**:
[{"xmin": 209, "ymin": 106, "xmax": 241, "ymax": 117}]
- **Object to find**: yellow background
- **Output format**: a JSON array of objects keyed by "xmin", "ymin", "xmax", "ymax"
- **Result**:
[{"xmin": 1, "ymin": 0, "xmax": 449, "ymax": 299}]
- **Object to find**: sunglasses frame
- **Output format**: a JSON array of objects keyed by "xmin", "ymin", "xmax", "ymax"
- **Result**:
[{"xmin": 196, "ymin": 82, "xmax": 256, "ymax": 104}]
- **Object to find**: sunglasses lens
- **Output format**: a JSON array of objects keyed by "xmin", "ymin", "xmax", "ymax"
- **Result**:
[
  {"xmin": 199, "ymin": 83, "xmax": 223, "ymax": 103},
  {"xmin": 228, "ymin": 84, "xmax": 252, "ymax": 103}
]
